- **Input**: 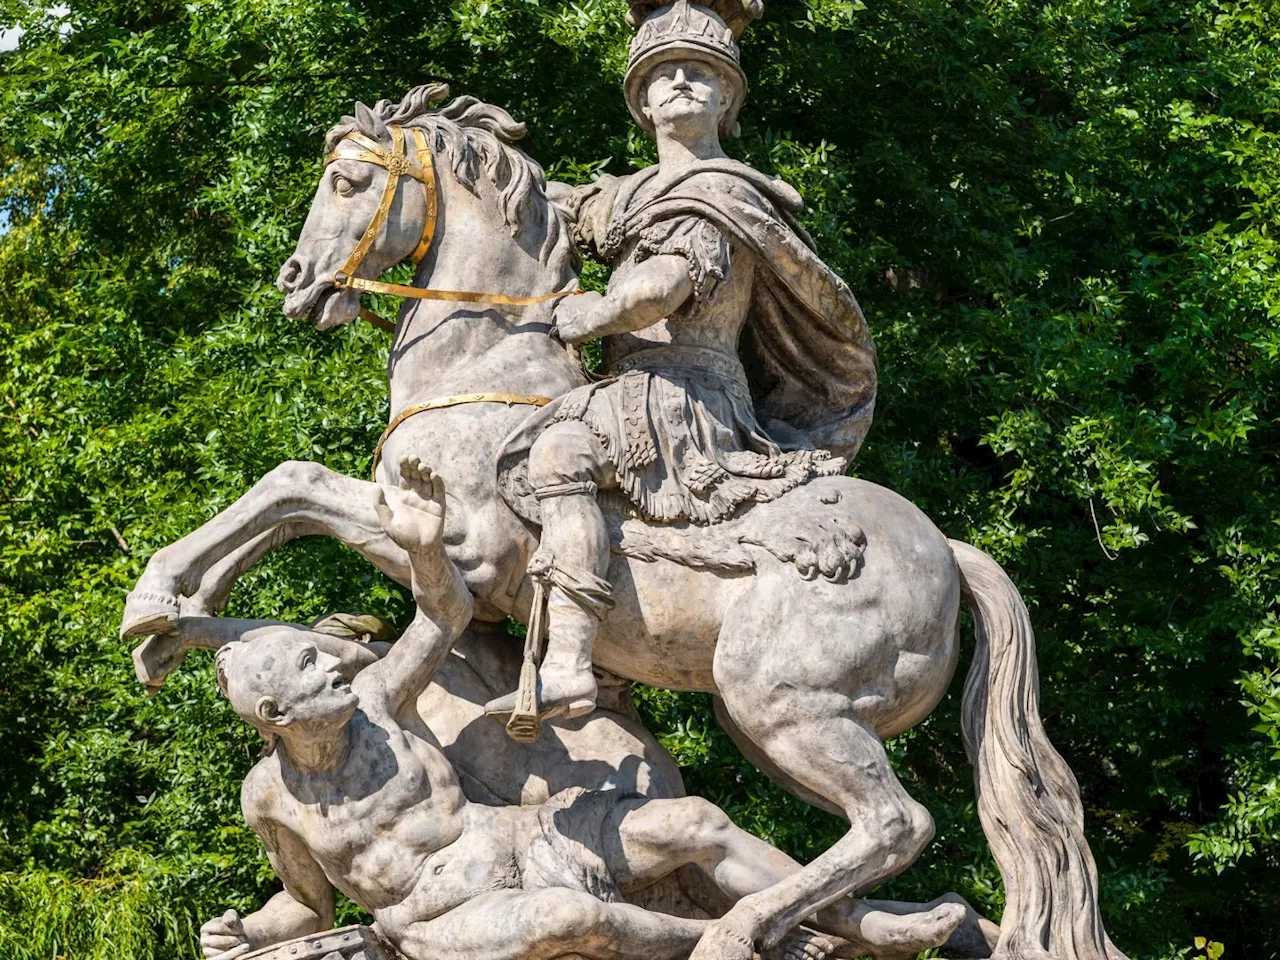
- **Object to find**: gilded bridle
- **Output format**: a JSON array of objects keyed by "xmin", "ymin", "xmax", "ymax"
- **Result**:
[
  {"xmin": 324, "ymin": 122, "xmax": 582, "ymax": 330},
  {"xmin": 324, "ymin": 121, "xmax": 579, "ymax": 477},
  {"xmin": 325, "ymin": 124, "xmax": 438, "ymax": 302}
]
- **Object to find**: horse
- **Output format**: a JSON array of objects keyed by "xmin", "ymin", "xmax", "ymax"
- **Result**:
[{"xmin": 120, "ymin": 84, "xmax": 1125, "ymax": 960}]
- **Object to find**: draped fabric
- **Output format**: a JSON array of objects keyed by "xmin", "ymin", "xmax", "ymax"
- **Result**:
[
  {"xmin": 498, "ymin": 159, "xmax": 877, "ymax": 528},
  {"xmin": 571, "ymin": 159, "xmax": 878, "ymax": 462}
]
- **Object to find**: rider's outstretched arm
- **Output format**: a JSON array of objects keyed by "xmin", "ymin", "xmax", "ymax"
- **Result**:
[
  {"xmin": 363, "ymin": 458, "xmax": 473, "ymax": 716},
  {"xmin": 555, "ymin": 253, "xmax": 694, "ymax": 343}
]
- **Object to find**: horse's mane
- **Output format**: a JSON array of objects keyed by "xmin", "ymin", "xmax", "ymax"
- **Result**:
[{"xmin": 325, "ymin": 84, "xmax": 548, "ymax": 239}]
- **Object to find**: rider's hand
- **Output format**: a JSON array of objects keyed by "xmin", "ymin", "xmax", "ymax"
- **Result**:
[
  {"xmin": 200, "ymin": 909, "xmax": 251, "ymax": 959},
  {"xmin": 553, "ymin": 291, "xmax": 605, "ymax": 344}
]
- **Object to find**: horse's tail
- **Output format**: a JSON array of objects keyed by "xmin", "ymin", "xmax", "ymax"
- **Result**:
[{"xmin": 949, "ymin": 539, "xmax": 1127, "ymax": 960}]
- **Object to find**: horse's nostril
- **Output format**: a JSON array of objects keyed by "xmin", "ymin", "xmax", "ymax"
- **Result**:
[{"xmin": 277, "ymin": 256, "xmax": 305, "ymax": 293}]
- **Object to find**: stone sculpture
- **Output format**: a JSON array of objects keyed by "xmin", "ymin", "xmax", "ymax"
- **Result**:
[
  {"xmin": 118, "ymin": 2, "xmax": 1132, "ymax": 958},
  {"xmin": 482, "ymin": 0, "xmax": 874, "ymax": 727}
]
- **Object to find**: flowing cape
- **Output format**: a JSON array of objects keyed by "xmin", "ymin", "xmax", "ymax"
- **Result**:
[{"xmin": 575, "ymin": 159, "xmax": 877, "ymax": 461}]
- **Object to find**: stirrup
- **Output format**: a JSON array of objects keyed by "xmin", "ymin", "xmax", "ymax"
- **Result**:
[{"xmin": 499, "ymin": 550, "xmax": 613, "ymax": 742}]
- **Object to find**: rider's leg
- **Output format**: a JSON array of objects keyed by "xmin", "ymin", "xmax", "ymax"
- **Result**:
[
  {"xmin": 607, "ymin": 795, "xmax": 975, "ymax": 959},
  {"xmin": 387, "ymin": 888, "xmax": 706, "ymax": 960},
  {"xmin": 487, "ymin": 420, "xmax": 613, "ymax": 719}
]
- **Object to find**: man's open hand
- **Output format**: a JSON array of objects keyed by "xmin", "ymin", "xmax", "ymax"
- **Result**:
[
  {"xmin": 200, "ymin": 909, "xmax": 251, "ymax": 959},
  {"xmin": 374, "ymin": 456, "xmax": 447, "ymax": 555}
]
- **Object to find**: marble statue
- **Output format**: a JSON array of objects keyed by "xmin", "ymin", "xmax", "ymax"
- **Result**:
[
  {"xmin": 117, "ymin": 2, "xmax": 1132, "ymax": 958},
  {"xmin": 481, "ymin": 0, "xmax": 874, "ymax": 725}
]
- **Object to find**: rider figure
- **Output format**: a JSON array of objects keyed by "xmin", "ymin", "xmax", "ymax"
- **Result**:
[{"xmin": 488, "ymin": 0, "xmax": 877, "ymax": 722}]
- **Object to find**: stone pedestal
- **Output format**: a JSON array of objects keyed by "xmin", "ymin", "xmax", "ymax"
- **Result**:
[{"xmin": 241, "ymin": 926, "xmax": 396, "ymax": 960}]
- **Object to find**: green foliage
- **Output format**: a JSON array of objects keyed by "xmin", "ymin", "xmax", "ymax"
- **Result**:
[
  {"xmin": 0, "ymin": 0, "xmax": 1277, "ymax": 957},
  {"xmin": 0, "ymin": 853, "xmax": 202, "ymax": 960}
]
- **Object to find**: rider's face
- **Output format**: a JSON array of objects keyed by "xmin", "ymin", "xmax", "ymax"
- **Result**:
[
  {"xmin": 225, "ymin": 629, "xmax": 359, "ymax": 737},
  {"xmin": 643, "ymin": 59, "xmax": 729, "ymax": 141}
]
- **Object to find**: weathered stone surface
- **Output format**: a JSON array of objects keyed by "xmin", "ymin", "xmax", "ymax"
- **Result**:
[
  {"xmin": 119, "ymin": 4, "xmax": 1126, "ymax": 960},
  {"xmin": 240, "ymin": 925, "xmax": 393, "ymax": 960}
]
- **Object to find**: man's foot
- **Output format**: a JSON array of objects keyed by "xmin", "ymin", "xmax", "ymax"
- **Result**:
[
  {"xmin": 483, "ymin": 667, "xmax": 598, "ymax": 723},
  {"xmin": 767, "ymin": 929, "xmax": 835, "ymax": 960}
]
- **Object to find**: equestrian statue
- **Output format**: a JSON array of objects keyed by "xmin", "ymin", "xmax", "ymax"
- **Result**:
[{"xmin": 119, "ymin": 2, "xmax": 1130, "ymax": 958}]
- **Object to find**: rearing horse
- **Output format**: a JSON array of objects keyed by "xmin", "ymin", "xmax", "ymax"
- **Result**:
[{"xmin": 121, "ymin": 85, "xmax": 1126, "ymax": 960}]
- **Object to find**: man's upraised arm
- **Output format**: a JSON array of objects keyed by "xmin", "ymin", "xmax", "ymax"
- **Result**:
[{"xmin": 364, "ymin": 457, "xmax": 473, "ymax": 716}]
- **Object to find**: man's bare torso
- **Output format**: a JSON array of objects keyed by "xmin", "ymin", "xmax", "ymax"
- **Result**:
[{"xmin": 244, "ymin": 701, "xmax": 536, "ymax": 925}]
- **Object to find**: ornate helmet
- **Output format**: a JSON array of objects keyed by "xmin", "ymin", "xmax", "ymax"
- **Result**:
[{"xmin": 623, "ymin": 0, "xmax": 749, "ymax": 139}]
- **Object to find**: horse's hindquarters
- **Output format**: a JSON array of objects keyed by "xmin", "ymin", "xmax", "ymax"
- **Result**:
[
  {"xmin": 594, "ymin": 476, "xmax": 963, "ymax": 727},
  {"xmin": 720, "ymin": 477, "xmax": 962, "ymax": 740},
  {"xmin": 594, "ymin": 555, "xmax": 744, "ymax": 692}
]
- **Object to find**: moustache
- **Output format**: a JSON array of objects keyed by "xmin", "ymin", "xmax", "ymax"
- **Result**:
[{"xmin": 661, "ymin": 90, "xmax": 704, "ymax": 106}]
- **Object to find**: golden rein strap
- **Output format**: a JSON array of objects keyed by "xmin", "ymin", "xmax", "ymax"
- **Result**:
[
  {"xmin": 371, "ymin": 393, "xmax": 552, "ymax": 479},
  {"xmin": 325, "ymin": 123, "xmax": 582, "ymax": 332}
]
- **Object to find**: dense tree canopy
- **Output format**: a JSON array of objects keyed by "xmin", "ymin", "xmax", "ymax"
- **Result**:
[{"xmin": 0, "ymin": 0, "xmax": 1277, "ymax": 956}]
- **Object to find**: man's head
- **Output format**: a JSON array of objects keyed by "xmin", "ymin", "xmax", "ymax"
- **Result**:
[
  {"xmin": 624, "ymin": 1, "xmax": 746, "ymax": 140},
  {"xmin": 216, "ymin": 628, "xmax": 358, "ymax": 743},
  {"xmin": 640, "ymin": 58, "xmax": 734, "ymax": 144}
]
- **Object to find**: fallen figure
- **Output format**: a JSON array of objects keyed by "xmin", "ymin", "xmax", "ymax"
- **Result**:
[{"xmin": 196, "ymin": 457, "xmax": 997, "ymax": 960}]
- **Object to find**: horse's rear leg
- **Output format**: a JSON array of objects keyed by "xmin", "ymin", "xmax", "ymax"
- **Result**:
[
  {"xmin": 699, "ymin": 656, "xmax": 942, "ymax": 958},
  {"xmin": 121, "ymin": 461, "xmax": 390, "ymax": 637}
]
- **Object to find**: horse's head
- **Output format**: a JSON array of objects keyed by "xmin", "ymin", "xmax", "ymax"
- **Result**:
[{"xmin": 278, "ymin": 88, "xmax": 445, "ymax": 330}]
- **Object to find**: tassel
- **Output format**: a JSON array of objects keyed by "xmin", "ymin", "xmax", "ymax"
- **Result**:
[{"xmin": 506, "ymin": 579, "xmax": 547, "ymax": 743}]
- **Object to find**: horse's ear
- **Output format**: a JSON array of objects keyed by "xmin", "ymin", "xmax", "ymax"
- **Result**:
[{"xmin": 354, "ymin": 101, "xmax": 390, "ymax": 144}]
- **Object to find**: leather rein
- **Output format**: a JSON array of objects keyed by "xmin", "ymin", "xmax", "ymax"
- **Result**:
[
  {"xmin": 325, "ymin": 124, "xmax": 569, "ymax": 475},
  {"xmin": 324, "ymin": 123, "xmax": 584, "ymax": 331}
]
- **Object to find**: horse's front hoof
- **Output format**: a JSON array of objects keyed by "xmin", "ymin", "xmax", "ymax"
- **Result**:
[
  {"xmin": 131, "ymin": 633, "xmax": 189, "ymax": 690},
  {"xmin": 120, "ymin": 590, "xmax": 181, "ymax": 639}
]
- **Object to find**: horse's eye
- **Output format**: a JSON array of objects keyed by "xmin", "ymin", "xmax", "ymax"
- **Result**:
[{"xmin": 332, "ymin": 174, "xmax": 355, "ymax": 197}]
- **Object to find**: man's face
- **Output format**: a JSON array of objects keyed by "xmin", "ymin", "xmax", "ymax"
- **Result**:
[
  {"xmin": 224, "ymin": 629, "xmax": 359, "ymax": 737},
  {"xmin": 643, "ymin": 58, "xmax": 729, "ymax": 140}
]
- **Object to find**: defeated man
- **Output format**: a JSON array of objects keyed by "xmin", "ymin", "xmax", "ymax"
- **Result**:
[{"xmin": 200, "ymin": 457, "xmax": 995, "ymax": 960}]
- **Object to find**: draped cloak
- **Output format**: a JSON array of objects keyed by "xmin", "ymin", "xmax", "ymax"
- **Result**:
[{"xmin": 498, "ymin": 159, "xmax": 878, "ymax": 526}]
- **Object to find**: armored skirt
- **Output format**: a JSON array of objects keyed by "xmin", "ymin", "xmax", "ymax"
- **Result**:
[{"xmin": 550, "ymin": 345, "xmax": 845, "ymax": 526}]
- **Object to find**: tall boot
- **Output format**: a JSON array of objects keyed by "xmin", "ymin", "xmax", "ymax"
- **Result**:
[
  {"xmin": 485, "ymin": 486, "xmax": 613, "ymax": 723},
  {"xmin": 482, "ymin": 557, "xmax": 613, "ymax": 722},
  {"xmin": 539, "ymin": 551, "xmax": 615, "ymax": 717}
]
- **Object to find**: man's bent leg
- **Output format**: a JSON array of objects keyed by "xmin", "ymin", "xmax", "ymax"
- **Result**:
[
  {"xmin": 609, "ymin": 797, "xmax": 981, "ymax": 958},
  {"xmin": 386, "ymin": 889, "xmax": 705, "ymax": 960},
  {"xmin": 487, "ymin": 420, "xmax": 614, "ymax": 720}
]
